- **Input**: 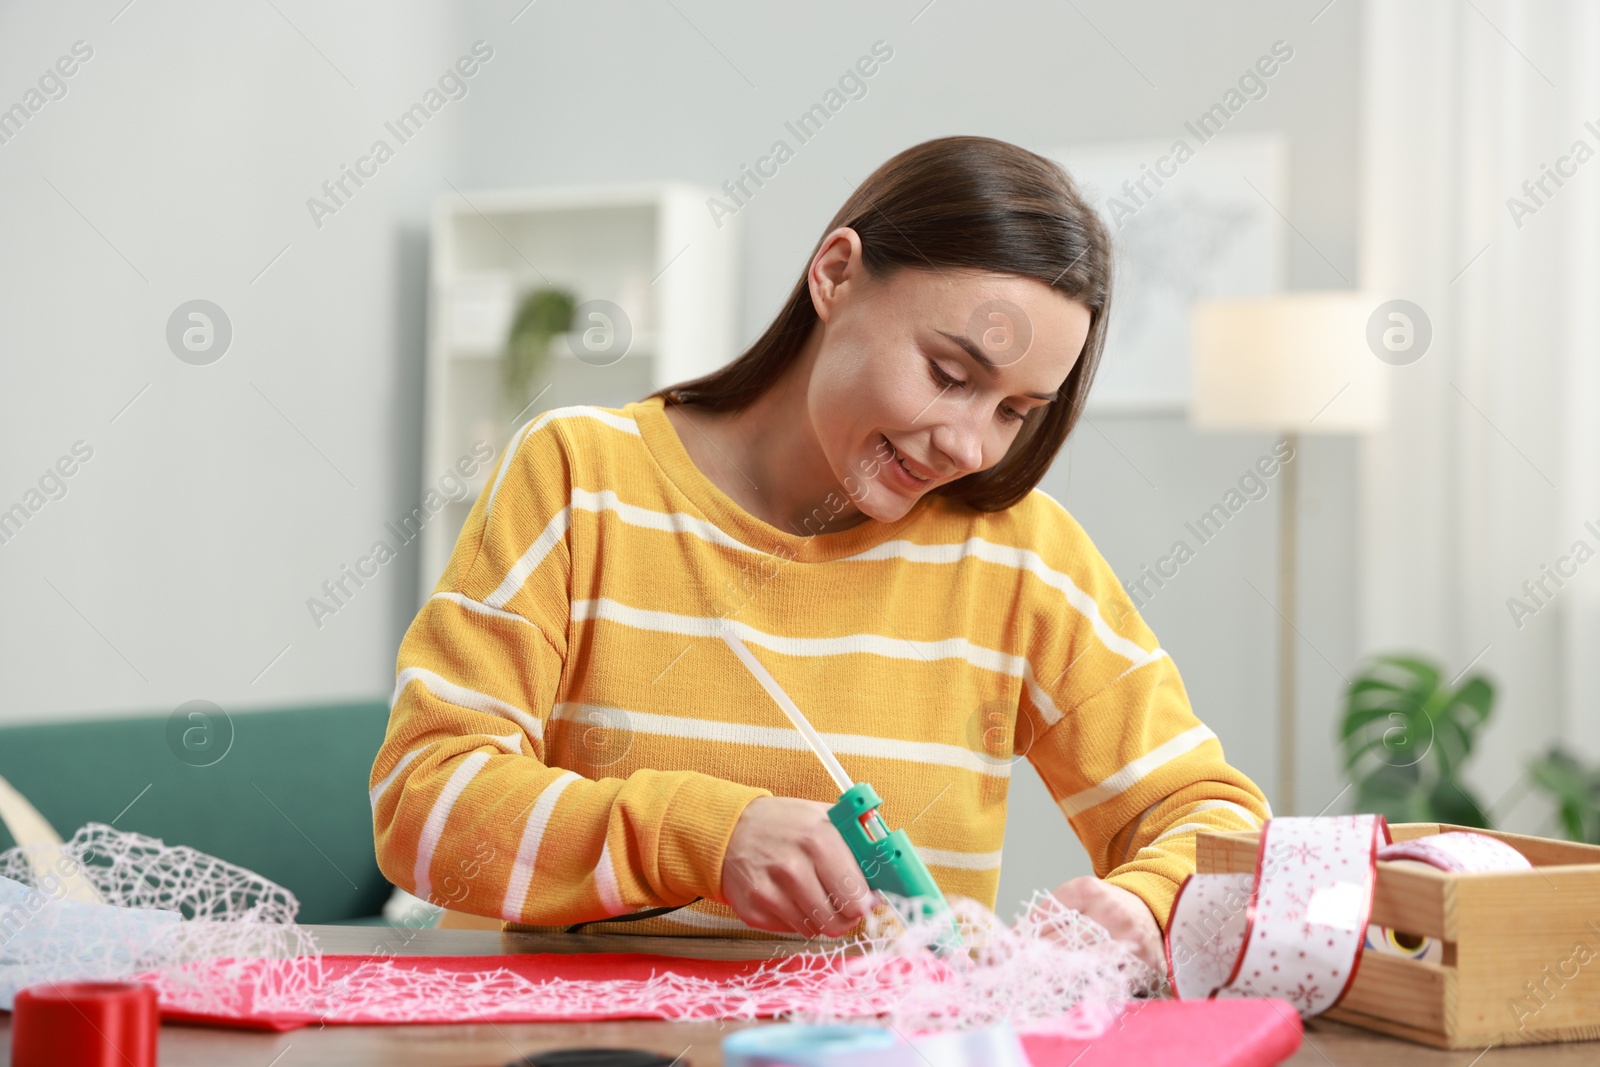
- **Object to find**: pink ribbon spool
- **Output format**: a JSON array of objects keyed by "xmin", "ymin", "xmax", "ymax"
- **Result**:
[
  {"xmin": 1377, "ymin": 831, "xmax": 1530, "ymax": 874},
  {"xmin": 1362, "ymin": 830, "xmax": 1532, "ymax": 964},
  {"xmin": 1165, "ymin": 818, "xmax": 1533, "ymax": 1017}
]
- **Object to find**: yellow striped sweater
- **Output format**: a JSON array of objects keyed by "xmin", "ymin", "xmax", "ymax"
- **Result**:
[{"xmin": 370, "ymin": 395, "xmax": 1271, "ymax": 940}]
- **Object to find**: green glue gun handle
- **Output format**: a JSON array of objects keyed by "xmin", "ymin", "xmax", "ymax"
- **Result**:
[{"xmin": 826, "ymin": 781, "xmax": 951, "ymax": 923}]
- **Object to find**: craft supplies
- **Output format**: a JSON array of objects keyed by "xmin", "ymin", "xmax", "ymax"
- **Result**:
[
  {"xmin": 1171, "ymin": 819, "xmax": 1546, "ymax": 1017},
  {"xmin": 722, "ymin": 1024, "xmax": 900, "ymax": 1067},
  {"xmin": 1168, "ymin": 814, "xmax": 1385, "ymax": 1015},
  {"xmin": 716, "ymin": 623, "xmax": 958, "ymax": 949},
  {"xmin": 1194, "ymin": 820, "xmax": 1600, "ymax": 1048},
  {"xmin": 721, "ymin": 1021, "xmax": 1031, "ymax": 1067},
  {"xmin": 0, "ymin": 872, "xmax": 181, "ymax": 1010},
  {"xmin": 1377, "ymin": 830, "xmax": 1531, "ymax": 873},
  {"xmin": 0, "ymin": 819, "xmax": 1310, "ymax": 1064},
  {"xmin": 1362, "ymin": 831, "xmax": 1532, "ymax": 966},
  {"xmin": 1018, "ymin": 998, "xmax": 1303, "ymax": 1067},
  {"xmin": 826, "ymin": 782, "xmax": 961, "ymax": 953},
  {"xmin": 0, "ymin": 823, "xmax": 318, "ymax": 1014},
  {"xmin": 0, "ymin": 819, "xmax": 1154, "ymax": 1035},
  {"xmin": 145, "ymin": 889, "xmax": 1153, "ymax": 1032},
  {"xmin": 10, "ymin": 980, "xmax": 158, "ymax": 1067}
]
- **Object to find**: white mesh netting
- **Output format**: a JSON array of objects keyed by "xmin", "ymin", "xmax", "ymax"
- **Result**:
[
  {"xmin": 1, "ymin": 823, "xmax": 1158, "ymax": 1036},
  {"xmin": 0, "ymin": 822, "xmax": 320, "ymax": 1011}
]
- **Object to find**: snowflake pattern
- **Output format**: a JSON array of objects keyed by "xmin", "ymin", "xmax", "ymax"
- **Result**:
[
  {"xmin": 1167, "ymin": 814, "xmax": 1387, "ymax": 1018},
  {"xmin": 1285, "ymin": 982, "xmax": 1323, "ymax": 1014},
  {"xmin": 1277, "ymin": 885, "xmax": 1310, "ymax": 923},
  {"xmin": 1197, "ymin": 930, "xmax": 1240, "ymax": 971},
  {"xmin": 1285, "ymin": 840, "xmax": 1322, "ymax": 866}
]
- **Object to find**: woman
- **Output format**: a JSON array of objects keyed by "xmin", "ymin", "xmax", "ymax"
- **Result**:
[{"xmin": 371, "ymin": 135, "xmax": 1270, "ymax": 973}]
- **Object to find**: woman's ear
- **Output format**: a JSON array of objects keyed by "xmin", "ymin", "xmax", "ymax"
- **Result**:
[{"xmin": 808, "ymin": 227, "xmax": 865, "ymax": 324}]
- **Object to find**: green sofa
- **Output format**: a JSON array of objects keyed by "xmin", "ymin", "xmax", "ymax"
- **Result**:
[{"xmin": 0, "ymin": 699, "xmax": 393, "ymax": 924}]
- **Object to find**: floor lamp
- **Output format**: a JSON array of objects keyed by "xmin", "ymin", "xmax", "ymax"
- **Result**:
[{"xmin": 1190, "ymin": 294, "xmax": 1387, "ymax": 816}]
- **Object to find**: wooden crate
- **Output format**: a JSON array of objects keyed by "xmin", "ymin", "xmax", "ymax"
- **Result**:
[{"xmin": 1195, "ymin": 822, "xmax": 1600, "ymax": 1049}]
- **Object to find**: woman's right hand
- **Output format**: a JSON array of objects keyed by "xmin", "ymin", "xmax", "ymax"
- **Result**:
[{"xmin": 720, "ymin": 796, "xmax": 875, "ymax": 938}]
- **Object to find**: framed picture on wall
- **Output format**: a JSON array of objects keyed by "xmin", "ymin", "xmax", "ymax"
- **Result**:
[{"xmin": 1043, "ymin": 133, "xmax": 1288, "ymax": 413}]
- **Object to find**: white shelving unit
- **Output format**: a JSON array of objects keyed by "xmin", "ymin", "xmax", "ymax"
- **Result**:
[{"xmin": 420, "ymin": 183, "xmax": 742, "ymax": 599}]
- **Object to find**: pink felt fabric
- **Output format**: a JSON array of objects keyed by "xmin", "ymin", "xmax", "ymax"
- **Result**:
[
  {"xmin": 154, "ymin": 952, "xmax": 786, "ymax": 1030},
  {"xmin": 1020, "ymin": 997, "xmax": 1303, "ymax": 1066},
  {"xmin": 148, "ymin": 952, "xmax": 1302, "ymax": 1067}
]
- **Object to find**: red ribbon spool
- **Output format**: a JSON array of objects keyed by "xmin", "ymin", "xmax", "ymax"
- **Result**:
[{"xmin": 10, "ymin": 981, "xmax": 159, "ymax": 1067}]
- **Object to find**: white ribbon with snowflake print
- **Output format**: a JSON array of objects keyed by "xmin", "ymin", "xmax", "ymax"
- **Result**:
[{"xmin": 1163, "ymin": 814, "xmax": 1388, "ymax": 1017}]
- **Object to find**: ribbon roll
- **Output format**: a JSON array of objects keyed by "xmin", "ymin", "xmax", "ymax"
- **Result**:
[
  {"xmin": 1166, "ymin": 816, "xmax": 1533, "ymax": 1017},
  {"xmin": 1166, "ymin": 814, "xmax": 1388, "ymax": 1016},
  {"xmin": 1361, "ymin": 829, "xmax": 1532, "ymax": 965},
  {"xmin": 722, "ymin": 1021, "xmax": 1031, "ymax": 1067},
  {"xmin": 723, "ymin": 1024, "xmax": 896, "ymax": 1067},
  {"xmin": 10, "ymin": 980, "xmax": 159, "ymax": 1067},
  {"xmin": 1377, "ymin": 831, "xmax": 1530, "ymax": 874}
]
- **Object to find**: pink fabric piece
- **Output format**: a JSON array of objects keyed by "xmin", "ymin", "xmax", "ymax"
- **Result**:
[
  {"xmin": 1020, "ymin": 998, "xmax": 1302, "ymax": 1066},
  {"xmin": 142, "ymin": 951, "xmax": 1302, "ymax": 1067},
  {"xmin": 148, "ymin": 950, "xmax": 1130, "ymax": 1034},
  {"xmin": 142, "ymin": 953, "xmax": 1303, "ymax": 1067},
  {"xmin": 149, "ymin": 952, "xmax": 838, "ymax": 1030},
  {"xmin": 1377, "ymin": 831, "xmax": 1531, "ymax": 873},
  {"xmin": 139, "ymin": 892, "xmax": 1161, "ymax": 1039}
]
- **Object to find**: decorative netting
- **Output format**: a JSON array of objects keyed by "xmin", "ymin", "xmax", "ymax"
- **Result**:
[
  {"xmin": 0, "ymin": 823, "xmax": 319, "ymax": 1011},
  {"xmin": 1, "ymin": 823, "xmax": 1157, "ymax": 1037}
]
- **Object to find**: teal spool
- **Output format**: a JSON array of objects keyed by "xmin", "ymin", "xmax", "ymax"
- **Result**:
[
  {"xmin": 722, "ymin": 1022, "xmax": 1033, "ymax": 1067},
  {"xmin": 722, "ymin": 1024, "xmax": 904, "ymax": 1067}
]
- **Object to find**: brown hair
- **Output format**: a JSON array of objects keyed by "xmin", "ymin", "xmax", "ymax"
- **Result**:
[{"xmin": 648, "ymin": 135, "xmax": 1114, "ymax": 512}]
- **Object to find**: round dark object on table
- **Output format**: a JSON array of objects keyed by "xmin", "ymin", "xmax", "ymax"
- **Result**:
[{"xmin": 509, "ymin": 1050, "xmax": 683, "ymax": 1067}]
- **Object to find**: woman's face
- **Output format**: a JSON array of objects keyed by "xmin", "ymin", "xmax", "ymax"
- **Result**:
[{"xmin": 805, "ymin": 227, "xmax": 1093, "ymax": 522}]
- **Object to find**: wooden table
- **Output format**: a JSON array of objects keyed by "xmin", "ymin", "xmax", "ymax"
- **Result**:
[{"xmin": 3, "ymin": 924, "xmax": 1597, "ymax": 1066}]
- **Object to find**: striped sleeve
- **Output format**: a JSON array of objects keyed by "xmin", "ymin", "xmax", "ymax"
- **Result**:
[
  {"xmin": 369, "ymin": 410, "xmax": 772, "ymax": 925},
  {"xmin": 1018, "ymin": 503, "xmax": 1271, "ymax": 930}
]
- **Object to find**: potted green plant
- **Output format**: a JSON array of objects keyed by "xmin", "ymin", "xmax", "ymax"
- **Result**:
[
  {"xmin": 502, "ymin": 287, "xmax": 576, "ymax": 416},
  {"xmin": 1526, "ymin": 745, "xmax": 1600, "ymax": 844},
  {"xmin": 1338, "ymin": 653, "xmax": 1494, "ymax": 826}
]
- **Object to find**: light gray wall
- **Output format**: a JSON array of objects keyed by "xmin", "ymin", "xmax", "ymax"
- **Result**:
[
  {"xmin": 0, "ymin": 1, "xmax": 452, "ymax": 723},
  {"xmin": 0, "ymin": 1, "xmax": 1361, "ymax": 917},
  {"xmin": 448, "ymin": 0, "xmax": 1363, "ymax": 914}
]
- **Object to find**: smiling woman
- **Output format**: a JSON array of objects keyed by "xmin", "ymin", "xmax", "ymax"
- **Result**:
[
  {"xmin": 372, "ymin": 135, "xmax": 1271, "ymax": 972},
  {"xmin": 664, "ymin": 135, "xmax": 1111, "ymax": 517}
]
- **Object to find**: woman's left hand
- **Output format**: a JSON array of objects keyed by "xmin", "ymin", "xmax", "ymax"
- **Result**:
[{"xmin": 1032, "ymin": 876, "xmax": 1167, "ymax": 979}]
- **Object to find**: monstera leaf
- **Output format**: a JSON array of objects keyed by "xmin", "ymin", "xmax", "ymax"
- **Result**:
[
  {"xmin": 1527, "ymin": 746, "xmax": 1600, "ymax": 844},
  {"xmin": 1339, "ymin": 654, "xmax": 1494, "ymax": 827}
]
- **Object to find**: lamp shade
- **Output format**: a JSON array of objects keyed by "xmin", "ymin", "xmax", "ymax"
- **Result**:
[{"xmin": 1190, "ymin": 293, "xmax": 1388, "ymax": 433}]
